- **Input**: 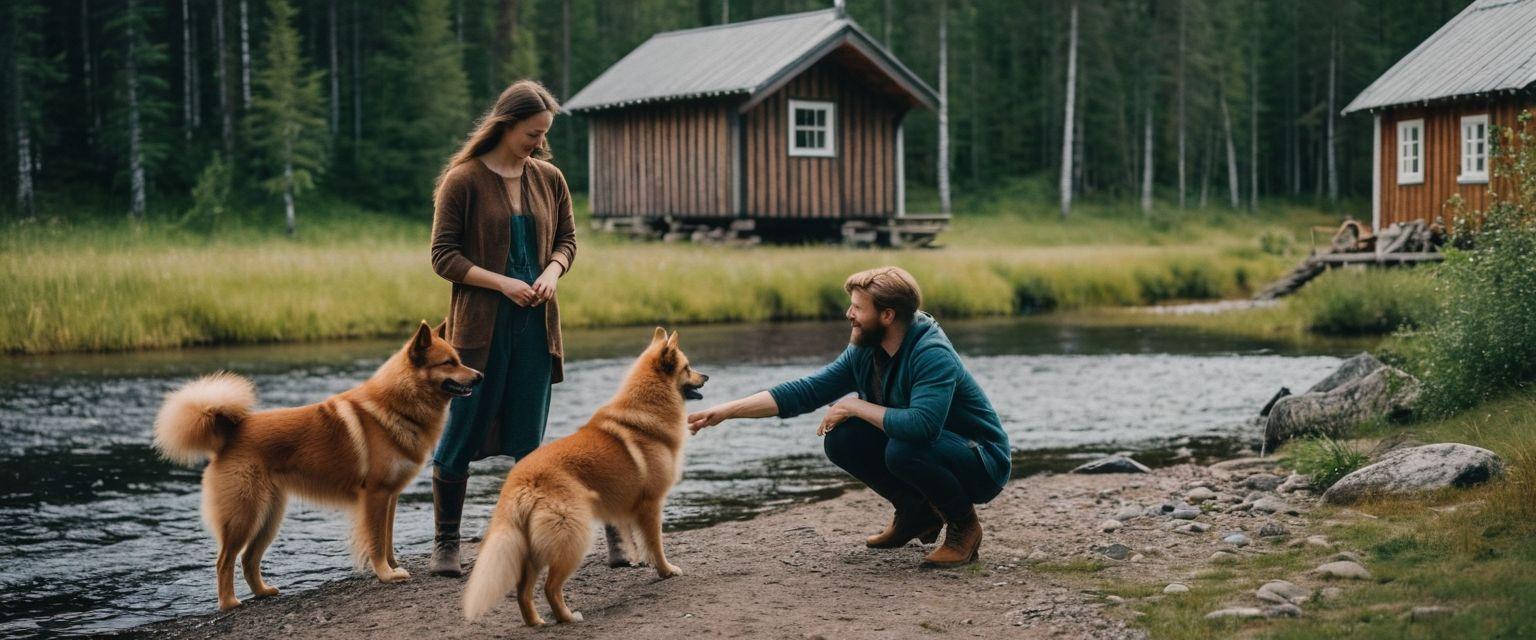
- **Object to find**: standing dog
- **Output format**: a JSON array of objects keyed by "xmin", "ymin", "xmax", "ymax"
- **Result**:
[
  {"xmin": 153, "ymin": 321, "xmax": 482, "ymax": 610},
  {"xmin": 463, "ymin": 328, "xmax": 707, "ymax": 626}
]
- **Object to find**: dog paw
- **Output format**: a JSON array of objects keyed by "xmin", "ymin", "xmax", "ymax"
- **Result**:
[
  {"xmin": 561, "ymin": 611, "xmax": 585, "ymax": 623},
  {"xmin": 377, "ymin": 567, "xmax": 410, "ymax": 583},
  {"xmin": 606, "ymin": 558, "xmax": 635, "ymax": 568},
  {"xmin": 253, "ymin": 585, "xmax": 280, "ymax": 598},
  {"xmin": 218, "ymin": 598, "xmax": 243, "ymax": 611},
  {"xmin": 657, "ymin": 563, "xmax": 682, "ymax": 578}
]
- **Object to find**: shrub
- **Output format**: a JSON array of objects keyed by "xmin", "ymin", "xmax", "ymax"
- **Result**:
[
  {"xmin": 1290, "ymin": 268, "xmax": 1441, "ymax": 335},
  {"xmin": 1282, "ymin": 435, "xmax": 1371, "ymax": 490}
]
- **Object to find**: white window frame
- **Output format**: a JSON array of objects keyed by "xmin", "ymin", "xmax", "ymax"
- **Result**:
[
  {"xmin": 787, "ymin": 99, "xmax": 836, "ymax": 158},
  {"xmin": 1459, "ymin": 114, "xmax": 1489, "ymax": 184},
  {"xmin": 1397, "ymin": 119, "xmax": 1424, "ymax": 185}
]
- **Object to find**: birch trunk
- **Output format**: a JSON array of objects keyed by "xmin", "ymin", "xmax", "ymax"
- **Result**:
[
  {"xmin": 12, "ymin": 18, "xmax": 34, "ymax": 219},
  {"xmin": 329, "ymin": 0, "xmax": 338, "ymax": 134},
  {"xmin": 1058, "ymin": 0, "xmax": 1078, "ymax": 219},
  {"xmin": 1177, "ymin": 0, "xmax": 1187, "ymax": 209},
  {"xmin": 240, "ymin": 0, "xmax": 251, "ymax": 109},
  {"xmin": 217, "ymin": 0, "xmax": 232, "ymax": 152},
  {"xmin": 1326, "ymin": 25, "xmax": 1338, "ymax": 203},
  {"xmin": 1249, "ymin": 1, "xmax": 1259, "ymax": 213},
  {"xmin": 128, "ymin": 0, "xmax": 146, "ymax": 219},
  {"xmin": 1289, "ymin": 0, "xmax": 1300, "ymax": 195},
  {"xmin": 283, "ymin": 141, "xmax": 296, "ymax": 237},
  {"xmin": 1141, "ymin": 105, "xmax": 1153, "ymax": 215},
  {"xmin": 183, "ymin": 0, "xmax": 192, "ymax": 141},
  {"xmin": 1222, "ymin": 95, "xmax": 1239, "ymax": 209},
  {"xmin": 721, "ymin": 0, "xmax": 728, "ymax": 24},
  {"xmin": 561, "ymin": 0, "xmax": 571, "ymax": 99},
  {"xmin": 352, "ymin": 0, "xmax": 361, "ymax": 161},
  {"xmin": 937, "ymin": 0, "xmax": 951, "ymax": 216}
]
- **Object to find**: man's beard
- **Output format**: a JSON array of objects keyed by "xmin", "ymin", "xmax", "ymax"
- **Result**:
[{"xmin": 850, "ymin": 321, "xmax": 886, "ymax": 348}]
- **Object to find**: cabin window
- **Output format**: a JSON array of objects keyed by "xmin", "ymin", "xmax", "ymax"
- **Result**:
[
  {"xmin": 1397, "ymin": 119, "xmax": 1424, "ymax": 185},
  {"xmin": 788, "ymin": 99, "xmax": 835, "ymax": 158},
  {"xmin": 1459, "ymin": 115, "xmax": 1489, "ymax": 183}
]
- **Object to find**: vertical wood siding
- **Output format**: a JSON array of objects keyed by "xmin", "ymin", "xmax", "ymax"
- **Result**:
[
  {"xmin": 589, "ymin": 99, "xmax": 734, "ymax": 218},
  {"xmin": 1379, "ymin": 98, "xmax": 1535, "ymax": 231}
]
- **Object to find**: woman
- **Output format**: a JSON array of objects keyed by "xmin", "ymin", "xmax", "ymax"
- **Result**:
[{"xmin": 427, "ymin": 80, "xmax": 576, "ymax": 577}]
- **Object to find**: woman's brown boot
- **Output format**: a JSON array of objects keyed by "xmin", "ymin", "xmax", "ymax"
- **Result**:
[
  {"xmin": 429, "ymin": 471, "xmax": 468, "ymax": 577},
  {"xmin": 922, "ymin": 507, "xmax": 982, "ymax": 567},
  {"xmin": 866, "ymin": 503, "xmax": 943, "ymax": 549}
]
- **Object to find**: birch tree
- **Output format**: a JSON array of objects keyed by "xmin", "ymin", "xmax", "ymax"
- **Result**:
[
  {"xmin": 216, "ymin": 0, "xmax": 233, "ymax": 152},
  {"xmin": 938, "ymin": 0, "xmax": 951, "ymax": 216},
  {"xmin": 7, "ymin": 0, "xmax": 56, "ymax": 219},
  {"xmin": 1177, "ymin": 0, "xmax": 1187, "ymax": 209},
  {"xmin": 1326, "ymin": 21, "xmax": 1338, "ymax": 203},
  {"xmin": 1221, "ymin": 94, "xmax": 1238, "ymax": 209},
  {"xmin": 108, "ymin": 0, "xmax": 168, "ymax": 221},
  {"xmin": 241, "ymin": 0, "xmax": 251, "ymax": 109},
  {"xmin": 329, "ymin": 0, "xmax": 339, "ymax": 134},
  {"xmin": 244, "ymin": 0, "xmax": 327, "ymax": 236},
  {"xmin": 182, "ymin": 0, "xmax": 192, "ymax": 142},
  {"xmin": 1058, "ymin": 0, "xmax": 1078, "ymax": 219}
]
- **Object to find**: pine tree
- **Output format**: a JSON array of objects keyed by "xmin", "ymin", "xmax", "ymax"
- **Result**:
[
  {"xmin": 244, "ymin": 0, "xmax": 328, "ymax": 236},
  {"xmin": 359, "ymin": 0, "xmax": 469, "ymax": 212}
]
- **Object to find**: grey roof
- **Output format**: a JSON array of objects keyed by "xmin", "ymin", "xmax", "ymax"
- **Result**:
[
  {"xmin": 1343, "ymin": 0, "xmax": 1536, "ymax": 114},
  {"xmin": 564, "ymin": 9, "xmax": 937, "ymax": 113}
]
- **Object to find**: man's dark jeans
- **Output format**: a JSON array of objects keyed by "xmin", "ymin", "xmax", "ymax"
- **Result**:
[{"xmin": 823, "ymin": 419, "xmax": 1002, "ymax": 522}]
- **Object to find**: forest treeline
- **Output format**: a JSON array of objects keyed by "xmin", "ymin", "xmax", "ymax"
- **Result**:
[{"xmin": 1, "ymin": 0, "xmax": 1472, "ymax": 228}]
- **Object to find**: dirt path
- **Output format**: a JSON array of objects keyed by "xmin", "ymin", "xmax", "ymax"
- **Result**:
[{"xmin": 129, "ymin": 460, "xmax": 1315, "ymax": 639}]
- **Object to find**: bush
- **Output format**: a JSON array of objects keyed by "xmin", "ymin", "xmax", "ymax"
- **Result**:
[
  {"xmin": 1282, "ymin": 435, "xmax": 1371, "ymax": 490},
  {"xmin": 1290, "ymin": 268, "xmax": 1441, "ymax": 335}
]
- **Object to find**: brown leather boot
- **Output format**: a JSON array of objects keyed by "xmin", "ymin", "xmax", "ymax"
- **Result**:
[
  {"xmin": 866, "ymin": 503, "xmax": 943, "ymax": 549},
  {"xmin": 922, "ymin": 508, "xmax": 982, "ymax": 567},
  {"xmin": 429, "ymin": 471, "xmax": 467, "ymax": 577}
]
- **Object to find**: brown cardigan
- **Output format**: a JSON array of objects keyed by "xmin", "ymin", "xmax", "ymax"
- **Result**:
[{"xmin": 430, "ymin": 157, "xmax": 577, "ymax": 383}]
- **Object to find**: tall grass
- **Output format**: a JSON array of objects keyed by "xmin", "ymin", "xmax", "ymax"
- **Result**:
[
  {"xmin": 1, "ymin": 196, "xmax": 1322, "ymax": 354},
  {"xmin": 1289, "ymin": 267, "xmax": 1442, "ymax": 336},
  {"xmin": 1280, "ymin": 435, "xmax": 1371, "ymax": 489}
]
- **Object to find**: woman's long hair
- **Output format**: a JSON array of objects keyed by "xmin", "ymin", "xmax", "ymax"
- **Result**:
[{"xmin": 434, "ymin": 80, "xmax": 561, "ymax": 201}]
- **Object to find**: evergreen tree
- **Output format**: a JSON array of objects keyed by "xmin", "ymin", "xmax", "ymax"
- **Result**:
[
  {"xmin": 359, "ymin": 0, "xmax": 469, "ymax": 212},
  {"xmin": 244, "ymin": 0, "xmax": 328, "ymax": 236}
]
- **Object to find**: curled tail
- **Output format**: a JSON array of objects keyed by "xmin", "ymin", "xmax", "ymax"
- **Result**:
[
  {"xmin": 463, "ymin": 492, "xmax": 533, "ymax": 622},
  {"xmin": 152, "ymin": 372, "xmax": 255, "ymax": 466}
]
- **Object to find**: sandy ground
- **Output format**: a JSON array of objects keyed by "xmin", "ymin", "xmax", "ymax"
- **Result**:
[{"xmin": 127, "ymin": 459, "xmax": 1316, "ymax": 640}]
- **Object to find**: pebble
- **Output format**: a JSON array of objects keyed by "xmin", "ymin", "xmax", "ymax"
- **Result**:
[
  {"xmin": 1210, "ymin": 551, "xmax": 1240, "ymax": 564},
  {"xmin": 1241, "ymin": 473, "xmax": 1284, "ymax": 492},
  {"xmin": 1129, "ymin": 553, "xmax": 1145, "ymax": 562},
  {"xmin": 1101, "ymin": 543, "xmax": 1132, "ymax": 560},
  {"xmin": 1186, "ymin": 487, "xmax": 1217, "ymax": 503},
  {"xmin": 1170, "ymin": 508, "xmax": 1201, "ymax": 520},
  {"xmin": 1251, "ymin": 497, "xmax": 1293, "ymax": 514},
  {"xmin": 1259, "ymin": 521, "xmax": 1288, "ymax": 538},
  {"xmin": 1257, "ymin": 580, "xmax": 1310, "ymax": 604},
  {"xmin": 1311, "ymin": 560, "xmax": 1372, "ymax": 580},
  {"xmin": 1204, "ymin": 607, "xmax": 1264, "ymax": 619},
  {"xmin": 1105, "ymin": 595, "xmax": 1124, "ymax": 604},
  {"xmin": 1223, "ymin": 533, "xmax": 1251, "ymax": 547},
  {"xmin": 1278, "ymin": 473, "xmax": 1311, "ymax": 493},
  {"xmin": 1027, "ymin": 549, "xmax": 1051, "ymax": 562},
  {"xmin": 1113, "ymin": 506, "xmax": 1143, "ymax": 521},
  {"xmin": 1099, "ymin": 519, "xmax": 1123, "ymax": 533},
  {"xmin": 1408, "ymin": 606, "xmax": 1455, "ymax": 621},
  {"xmin": 1163, "ymin": 583, "xmax": 1190, "ymax": 594},
  {"xmin": 1264, "ymin": 603, "xmax": 1304, "ymax": 618}
]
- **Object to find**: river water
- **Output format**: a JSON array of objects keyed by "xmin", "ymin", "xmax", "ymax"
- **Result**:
[{"xmin": 0, "ymin": 318, "xmax": 1360, "ymax": 637}]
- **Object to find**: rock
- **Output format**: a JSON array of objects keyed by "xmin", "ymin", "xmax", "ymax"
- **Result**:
[
  {"xmin": 1241, "ymin": 473, "xmax": 1284, "ymax": 492},
  {"xmin": 1259, "ymin": 386, "xmax": 1292, "ymax": 417},
  {"xmin": 1129, "ymin": 554, "xmax": 1145, "ymax": 562},
  {"xmin": 1210, "ymin": 551, "xmax": 1240, "ymax": 564},
  {"xmin": 1204, "ymin": 607, "xmax": 1264, "ymax": 619},
  {"xmin": 1101, "ymin": 544, "xmax": 1133, "ymax": 560},
  {"xmin": 1170, "ymin": 508, "xmax": 1201, "ymax": 520},
  {"xmin": 1163, "ymin": 583, "xmax": 1190, "ymax": 594},
  {"xmin": 1322, "ymin": 443, "xmax": 1504, "ymax": 505},
  {"xmin": 1071, "ymin": 456, "xmax": 1152, "ymax": 474},
  {"xmin": 1264, "ymin": 604, "xmax": 1304, "ymax": 618},
  {"xmin": 1278, "ymin": 474, "xmax": 1312, "ymax": 494},
  {"xmin": 1265, "ymin": 366, "xmax": 1421, "ymax": 446},
  {"xmin": 1186, "ymin": 487, "xmax": 1217, "ymax": 503},
  {"xmin": 1408, "ymin": 606, "xmax": 1455, "ymax": 622},
  {"xmin": 1259, "ymin": 521, "xmax": 1288, "ymax": 538},
  {"xmin": 1328, "ymin": 552, "xmax": 1363, "ymax": 564},
  {"xmin": 1369, "ymin": 433, "xmax": 1426, "ymax": 460},
  {"xmin": 1027, "ymin": 549, "xmax": 1051, "ymax": 562},
  {"xmin": 1305, "ymin": 535, "xmax": 1332, "ymax": 547},
  {"xmin": 1251, "ymin": 497, "xmax": 1294, "ymax": 515},
  {"xmin": 1257, "ymin": 580, "xmax": 1310, "ymax": 605},
  {"xmin": 1113, "ymin": 506, "xmax": 1142, "ymax": 521},
  {"xmin": 1209, "ymin": 457, "xmax": 1280, "ymax": 473},
  {"xmin": 1308, "ymin": 352, "xmax": 1385, "ymax": 394},
  {"xmin": 1185, "ymin": 522, "xmax": 1210, "ymax": 533},
  {"xmin": 1223, "ymin": 534, "xmax": 1251, "ymax": 547},
  {"xmin": 1144, "ymin": 503, "xmax": 1176, "ymax": 517},
  {"xmin": 1105, "ymin": 595, "xmax": 1124, "ymax": 605},
  {"xmin": 1099, "ymin": 519, "xmax": 1123, "ymax": 533},
  {"xmin": 1311, "ymin": 560, "xmax": 1372, "ymax": 580}
]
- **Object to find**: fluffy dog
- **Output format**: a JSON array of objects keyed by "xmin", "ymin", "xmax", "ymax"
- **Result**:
[
  {"xmin": 463, "ymin": 328, "xmax": 707, "ymax": 625},
  {"xmin": 153, "ymin": 321, "xmax": 482, "ymax": 610}
]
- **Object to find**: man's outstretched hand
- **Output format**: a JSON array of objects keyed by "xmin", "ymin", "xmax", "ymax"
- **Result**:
[{"xmin": 687, "ymin": 407, "xmax": 728, "ymax": 435}]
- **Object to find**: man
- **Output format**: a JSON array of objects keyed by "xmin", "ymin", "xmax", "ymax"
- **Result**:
[{"xmin": 688, "ymin": 266, "xmax": 1011, "ymax": 567}]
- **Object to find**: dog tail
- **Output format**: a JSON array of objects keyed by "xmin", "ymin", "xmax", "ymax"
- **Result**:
[
  {"xmin": 153, "ymin": 372, "xmax": 255, "ymax": 466},
  {"xmin": 463, "ymin": 489, "xmax": 535, "ymax": 622}
]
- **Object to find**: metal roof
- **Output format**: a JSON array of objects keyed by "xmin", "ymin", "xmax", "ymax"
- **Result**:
[
  {"xmin": 563, "ymin": 9, "xmax": 938, "ymax": 113},
  {"xmin": 1343, "ymin": 0, "xmax": 1536, "ymax": 114}
]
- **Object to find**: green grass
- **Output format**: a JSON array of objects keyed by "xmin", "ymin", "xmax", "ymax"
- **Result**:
[
  {"xmin": 1082, "ymin": 391, "xmax": 1536, "ymax": 639},
  {"xmin": 1, "ymin": 194, "xmax": 1330, "ymax": 354},
  {"xmin": 1281, "ymin": 436, "xmax": 1372, "ymax": 490}
]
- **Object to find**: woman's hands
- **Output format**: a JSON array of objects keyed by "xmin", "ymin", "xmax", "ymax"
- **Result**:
[
  {"xmin": 531, "ymin": 264, "xmax": 562, "ymax": 303},
  {"xmin": 501, "ymin": 264, "xmax": 563, "ymax": 307}
]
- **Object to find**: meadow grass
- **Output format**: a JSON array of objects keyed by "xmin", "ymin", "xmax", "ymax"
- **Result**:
[{"xmin": 1, "ymin": 195, "xmax": 1328, "ymax": 354}]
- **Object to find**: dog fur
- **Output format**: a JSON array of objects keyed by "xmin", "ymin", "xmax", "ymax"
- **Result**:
[
  {"xmin": 153, "ymin": 321, "xmax": 482, "ymax": 611},
  {"xmin": 462, "ymin": 327, "xmax": 707, "ymax": 626}
]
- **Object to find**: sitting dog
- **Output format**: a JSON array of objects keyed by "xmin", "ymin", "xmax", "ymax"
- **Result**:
[{"xmin": 153, "ymin": 321, "xmax": 481, "ymax": 610}]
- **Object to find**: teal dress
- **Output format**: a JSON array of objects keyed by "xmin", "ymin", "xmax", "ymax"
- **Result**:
[{"xmin": 432, "ymin": 213, "xmax": 553, "ymax": 478}]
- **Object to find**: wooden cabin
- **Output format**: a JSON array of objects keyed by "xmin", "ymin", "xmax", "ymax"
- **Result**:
[
  {"xmin": 563, "ymin": 9, "xmax": 943, "ymax": 245},
  {"xmin": 1342, "ymin": 0, "xmax": 1536, "ymax": 233}
]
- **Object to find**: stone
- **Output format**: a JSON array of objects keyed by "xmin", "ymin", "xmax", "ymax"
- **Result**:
[
  {"xmin": 1163, "ymin": 583, "xmax": 1190, "ymax": 594},
  {"xmin": 1170, "ymin": 508, "xmax": 1201, "ymax": 520},
  {"xmin": 1210, "ymin": 551, "xmax": 1240, "ymax": 564},
  {"xmin": 1223, "ymin": 534, "xmax": 1251, "ymax": 547},
  {"xmin": 1241, "ymin": 473, "xmax": 1284, "ymax": 492},
  {"xmin": 1278, "ymin": 474, "xmax": 1312, "ymax": 494},
  {"xmin": 1307, "ymin": 352, "xmax": 1385, "ymax": 394},
  {"xmin": 1259, "ymin": 521, "xmax": 1288, "ymax": 537},
  {"xmin": 1101, "ymin": 544, "xmax": 1133, "ymax": 560},
  {"xmin": 1251, "ymin": 497, "xmax": 1294, "ymax": 514},
  {"xmin": 1186, "ymin": 487, "xmax": 1217, "ymax": 503},
  {"xmin": 1204, "ymin": 608, "xmax": 1264, "ymax": 620},
  {"xmin": 1328, "ymin": 552, "xmax": 1363, "ymax": 564},
  {"xmin": 1311, "ymin": 560, "xmax": 1372, "ymax": 580},
  {"xmin": 1264, "ymin": 604, "xmax": 1304, "ymax": 618},
  {"xmin": 1099, "ymin": 519, "xmax": 1123, "ymax": 533},
  {"xmin": 1209, "ymin": 457, "xmax": 1280, "ymax": 473},
  {"xmin": 1322, "ymin": 443, "xmax": 1505, "ymax": 505},
  {"xmin": 1408, "ymin": 606, "xmax": 1455, "ymax": 622},
  {"xmin": 1105, "ymin": 595, "xmax": 1125, "ymax": 604},
  {"xmin": 1257, "ymin": 580, "xmax": 1310, "ymax": 605},
  {"xmin": 1071, "ymin": 456, "xmax": 1152, "ymax": 474},
  {"xmin": 1113, "ymin": 506, "xmax": 1143, "ymax": 521},
  {"xmin": 1026, "ymin": 549, "xmax": 1051, "ymax": 562},
  {"xmin": 1305, "ymin": 535, "xmax": 1332, "ymax": 547},
  {"xmin": 1129, "ymin": 554, "xmax": 1145, "ymax": 562},
  {"xmin": 1369, "ymin": 433, "xmax": 1426, "ymax": 460},
  {"xmin": 1265, "ymin": 365, "xmax": 1420, "ymax": 446}
]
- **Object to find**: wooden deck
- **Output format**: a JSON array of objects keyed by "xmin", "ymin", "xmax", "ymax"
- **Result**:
[{"xmin": 1253, "ymin": 249, "xmax": 1444, "ymax": 300}]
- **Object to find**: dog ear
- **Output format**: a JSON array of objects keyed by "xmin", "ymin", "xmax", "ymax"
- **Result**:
[
  {"xmin": 434, "ymin": 318, "xmax": 449, "ymax": 339},
  {"xmin": 666, "ymin": 330, "xmax": 680, "ymax": 353},
  {"xmin": 651, "ymin": 326, "xmax": 666, "ymax": 346},
  {"xmin": 410, "ymin": 321, "xmax": 433, "ymax": 366}
]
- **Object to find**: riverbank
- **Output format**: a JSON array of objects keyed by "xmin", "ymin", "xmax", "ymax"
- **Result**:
[{"xmin": 2, "ymin": 201, "xmax": 1329, "ymax": 354}]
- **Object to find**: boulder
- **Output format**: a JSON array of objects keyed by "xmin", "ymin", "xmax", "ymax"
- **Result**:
[
  {"xmin": 1308, "ymin": 352, "xmax": 1386, "ymax": 393},
  {"xmin": 1310, "ymin": 560, "xmax": 1371, "ymax": 580},
  {"xmin": 1265, "ymin": 366, "xmax": 1421, "ymax": 447},
  {"xmin": 1322, "ymin": 443, "xmax": 1504, "ymax": 505},
  {"xmin": 1209, "ymin": 457, "xmax": 1280, "ymax": 473},
  {"xmin": 1071, "ymin": 455, "xmax": 1151, "ymax": 474}
]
